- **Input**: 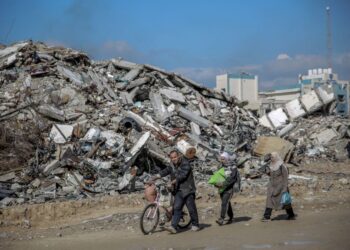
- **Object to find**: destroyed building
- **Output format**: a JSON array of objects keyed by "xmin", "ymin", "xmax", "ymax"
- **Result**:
[{"xmin": 0, "ymin": 41, "xmax": 349, "ymax": 208}]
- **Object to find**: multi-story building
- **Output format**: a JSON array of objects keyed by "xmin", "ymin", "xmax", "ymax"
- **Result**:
[{"xmin": 216, "ymin": 72, "xmax": 259, "ymax": 110}]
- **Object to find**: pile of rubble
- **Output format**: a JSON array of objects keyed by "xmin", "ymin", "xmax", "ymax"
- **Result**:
[
  {"xmin": 0, "ymin": 41, "xmax": 265, "ymax": 207},
  {"xmin": 1, "ymin": 41, "xmax": 349, "ymax": 208},
  {"xmin": 283, "ymin": 115, "xmax": 350, "ymax": 162},
  {"xmin": 258, "ymin": 79, "xmax": 350, "ymax": 163}
]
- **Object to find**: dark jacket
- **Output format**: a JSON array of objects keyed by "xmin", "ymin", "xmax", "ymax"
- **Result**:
[
  {"xmin": 222, "ymin": 166, "xmax": 240, "ymax": 192},
  {"xmin": 159, "ymin": 158, "xmax": 196, "ymax": 197}
]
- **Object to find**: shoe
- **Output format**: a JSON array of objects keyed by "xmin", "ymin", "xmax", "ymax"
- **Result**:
[
  {"xmin": 216, "ymin": 218, "xmax": 224, "ymax": 226},
  {"xmin": 191, "ymin": 225, "xmax": 200, "ymax": 232},
  {"xmin": 226, "ymin": 217, "xmax": 234, "ymax": 224},
  {"xmin": 261, "ymin": 217, "xmax": 270, "ymax": 222},
  {"xmin": 164, "ymin": 225, "xmax": 177, "ymax": 234}
]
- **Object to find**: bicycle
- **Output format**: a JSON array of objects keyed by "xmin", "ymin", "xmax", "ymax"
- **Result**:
[{"xmin": 140, "ymin": 180, "xmax": 191, "ymax": 235}]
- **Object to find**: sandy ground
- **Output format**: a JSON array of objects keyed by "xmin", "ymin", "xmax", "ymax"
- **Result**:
[
  {"xmin": 0, "ymin": 160, "xmax": 349, "ymax": 250},
  {"xmin": 2, "ymin": 198, "xmax": 350, "ymax": 250}
]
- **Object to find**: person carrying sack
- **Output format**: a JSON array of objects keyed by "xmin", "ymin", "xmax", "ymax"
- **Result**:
[
  {"xmin": 261, "ymin": 152, "xmax": 295, "ymax": 221},
  {"xmin": 214, "ymin": 152, "xmax": 240, "ymax": 226}
]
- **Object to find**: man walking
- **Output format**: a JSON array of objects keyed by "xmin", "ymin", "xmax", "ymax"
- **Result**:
[{"xmin": 153, "ymin": 150, "xmax": 200, "ymax": 234}]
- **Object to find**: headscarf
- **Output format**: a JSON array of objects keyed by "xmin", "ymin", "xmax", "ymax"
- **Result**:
[
  {"xmin": 269, "ymin": 152, "xmax": 284, "ymax": 171},
  {"xmin": 220, "ymin": 151, "xmax": 237, "ymax": 167}
]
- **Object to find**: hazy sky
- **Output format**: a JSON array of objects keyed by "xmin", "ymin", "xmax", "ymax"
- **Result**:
[{"xmin": 1, "ymin": 0, "xmax": 349, "ymax": 90}]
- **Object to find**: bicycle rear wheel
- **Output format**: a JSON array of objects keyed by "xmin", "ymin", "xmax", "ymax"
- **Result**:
[
  {"xmin": 178, "ymin": 205, "xmax": 191, "ymax": 229},
  {"xmin": 140, "ymin": 203, "xmax": 159, "ymax": 235}
]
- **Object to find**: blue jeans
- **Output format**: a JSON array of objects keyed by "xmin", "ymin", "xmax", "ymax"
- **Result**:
[{"xmin": 171, "ymin": 191, "xmax": 199, "ymax": 228}]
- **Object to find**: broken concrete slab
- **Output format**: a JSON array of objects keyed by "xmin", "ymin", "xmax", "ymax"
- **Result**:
[
  {"xmin": 37, "ymin": 105, "xmax": 65, "ymax": 121},
  {"xmin": 0, "ymin": 172, "xmax": 16, "ymax": 182},
  {"xmin": 149, "ymin": 92, "xmax": 170, "ymax": 122},
  {"xmin": 253, "ymin": 136, "xmax": 295, "ymax": 161},
  {"xmin": 124, "ymin": 77, "xmax": 150, "ymax": 90},
  {"xmin": 100, "ymin": 130, "xmax": 125, "ymax": 154},
  {"xmin": 57, "ymin": 65, "xmax": 84, "ymax": 85},
  {"xmin": 160, "ymin": 88, "xmax": 187, "ymax": 104},
  {"xmin": 124, "ymin": 131, "xmax": 151, "ymax": 163},
  {"xmin": 277, "ymin": 123, "xmax": 295, "ymax": 137},
  {"xmin": 120, "ymin": 68, "xmax": 142, "ymax": 82},
  {"xmin": 66, "ymin": 171, "xmax": 83, "ymax": 187},
  {"xmin": 43, "ymin": 160, "xmax": 61, "ymax": 176},
  {"xmin": 82, "ymin": 127, "xmax": 101, "ymax": 142},
  {"xmin": 300, "ymin": 90, "xmax": 323, "ymax": 113},
  {"xmin": 285, "ymin": 99, "xmax": 306, "ymax": 120},
  {"xmin": 315, "ymin": 84, "xmax": 335, "ymax": 104},
  {"xmin": 0, "ymin": 42, "xmax": 28, "ymax": 58},
  {"xmin": 267, "ymin": 108, "xmax": 289, "ymax": 129},
  {"xmin": 314, "ymin": 128, "xmax": 338, "ymax": 145},
  {"xmin": 190, "ymin": 122, "xmax": 201, "ymax": 136},
  {"xmin": 111, "ymin": 59, "xmax": 140, "ymax": 70},
  {"xmin": 259, "ymin": 115, "xmax": 273, "ymax": 129},
  {"xmin": 176, "ymin": 106, "xmax": 211, "ymax": 128},
  {"xmin": 49, "ymin": 124, "xmax": 74, "ymax": 144},
  {"xmin": 85, "ymin": 158, "xmax": 113, "ymax": 170}
]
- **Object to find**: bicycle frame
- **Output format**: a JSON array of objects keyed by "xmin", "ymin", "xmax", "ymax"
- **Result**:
[
  {"xmin": 145, "ymin": 184, "xmax": 172, "ymax": 221},
  {"xmin": 140, "ymin": 182, "xmax": 190, "ymax": 234},
  {"xmin": 145, "ymin": 189, "xmax": 161, "ymax": 219}
]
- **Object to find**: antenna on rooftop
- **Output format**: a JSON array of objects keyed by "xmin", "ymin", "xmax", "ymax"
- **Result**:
[{"xmin": 326, "ymin": 6, "xmax": 332, "ymax": 69}]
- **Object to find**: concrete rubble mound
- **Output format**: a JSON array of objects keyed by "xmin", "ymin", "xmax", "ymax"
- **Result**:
[
  {"xmin": 0, "ymin": 41, "xmax": 349, "ymax": 207},
  {"xmin": 0, "ymin": 41, "xmax": 264, "ymax": 206}
]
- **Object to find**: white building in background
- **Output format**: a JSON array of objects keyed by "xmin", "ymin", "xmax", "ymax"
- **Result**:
[
  {"xmin": 299, "ymin": 68, "xmax": 338, "ymax": 94},
  {"xmin": 216, "ymin": 72, "xmax": 259, "ymax": 110},
  {"xmin": 300, "ymin": 68, "xmax": 337, "ymax": 82}
]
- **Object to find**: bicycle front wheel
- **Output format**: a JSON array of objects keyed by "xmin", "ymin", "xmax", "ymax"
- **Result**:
[{"xmin": 140, "ymin": 203, "xmax": 159, "ymax": 235}]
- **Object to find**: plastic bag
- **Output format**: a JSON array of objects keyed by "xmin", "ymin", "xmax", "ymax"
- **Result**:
[
  {"xmin": 280, "ymin": 192, "xmax": 292, "ymax": 205},
  {"xmin": 208, "ymin": 168, "xmax": 226, "ymax": 193}
]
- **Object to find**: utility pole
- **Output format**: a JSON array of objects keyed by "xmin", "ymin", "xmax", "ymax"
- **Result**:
[{"xmin": 326, "ymin": 6, "xmax": 332, "ymax": 69}]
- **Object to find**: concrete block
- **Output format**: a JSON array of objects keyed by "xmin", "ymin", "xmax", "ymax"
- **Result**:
[
  {"xmin": 285, "ymin": 99, "xmax": 306, "ymax": 120},
  {"xmin": 316, "ymin": 84, "xmax": 335, "ymax": 104},
  {"xmin": 315, "ymin": 128, "xmax": 338, "ymax": 145},
  {"xmin": 0, "ymin": 172, "xmax": 16, "ymax": 182},
  {"xmin": 177, "ymin": 106, "xmax": 211, "ymax": 128},
  {"xmin": 300, "ymin": 90, "xmax": 323, "ymax": 113},
  {"xmin": 253, "ymin": 136, "xmax": 294, "ymax": 161},
  {"xmin": 267, "ymin": 108, "xmax": 289, "ymax": 129},
  {"xmin": 160, "ymin": 88, "xmax": 186, "ymax": 104},
  {"xmin": 149, "ymin": 92, "xmax": 170, "ymax": 122},
  {"xmin": 50, "ymin": 124, "xmax": 74, "ymax": 144},
  {"xmin": 259, "ymin": 115, "xmax": 273, "ymax": 129},
  {"xmin": 38, "ymin": 105, "xmax": 65, "ymax": 121},
  {"xmin": 43, "ymin": 160, "xmax": 61, "ymax": 176}
]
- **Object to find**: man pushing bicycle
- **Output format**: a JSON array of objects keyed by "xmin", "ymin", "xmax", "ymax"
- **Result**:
[{"xmin": 151, "ymin": 149, "xmax": 200, "ymax": 234}]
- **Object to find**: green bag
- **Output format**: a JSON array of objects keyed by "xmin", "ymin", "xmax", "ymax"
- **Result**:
[{"xmin": 208, "ymin": 168, "xmax": 226, "ymax": 193}]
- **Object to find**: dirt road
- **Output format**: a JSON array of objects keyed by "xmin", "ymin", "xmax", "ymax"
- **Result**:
[
  {"xmin": 2, "ymin": 201, "xmax": 350, "ymax": 250},
  {"xmin": 1, "ymin": 160, "xmax": 350, "ymax": 250}
]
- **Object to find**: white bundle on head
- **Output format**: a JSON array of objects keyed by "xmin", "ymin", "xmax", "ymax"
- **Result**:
[
  {"xmin": 269, "ymin": 152, "xmax": 284, "ymax": 171},
  {"xmin": 220, "ymin": 151, "xmax": 236, "ymax": 167}
]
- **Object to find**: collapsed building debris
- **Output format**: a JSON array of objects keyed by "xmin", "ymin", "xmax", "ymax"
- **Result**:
[
  {"xmin": 0, "ymin": 41, "xmax": 262, "ymax": 207},
  {"xmin": 258, "ymin": 80, "xmax": 350, "ymax": 164},
  {"xmin": 0, "ymin": 41, "xmax": 349, "ymax": 208}
]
